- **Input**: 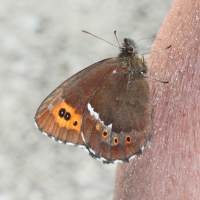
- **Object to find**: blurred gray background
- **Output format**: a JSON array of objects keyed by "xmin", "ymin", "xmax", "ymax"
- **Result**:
[{"xmin": 0, "ymin": 1, "xmax": 174, "ymax": 200}]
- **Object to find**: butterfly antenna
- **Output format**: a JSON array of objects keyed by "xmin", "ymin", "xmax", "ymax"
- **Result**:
[
  {"xmin": 82, "ymin": 30, "xmax": 119, "ymax": 48},
  {"xmin": 135, "ymin": 37, "xmax": 156, "ymax": 44},
  {"xmin": 114, "ymin": 30, "xmax": 125, "ymax": 50}
]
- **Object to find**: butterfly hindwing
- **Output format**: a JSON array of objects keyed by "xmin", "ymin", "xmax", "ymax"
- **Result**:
[{"xmin": 81, "ymin": 67, "xmax": 152, "ymax": 163}]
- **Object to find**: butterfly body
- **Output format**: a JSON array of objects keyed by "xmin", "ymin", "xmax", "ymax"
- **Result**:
[{"xmin": 35, "ymin": 38, "xmax": 152, "ymax": 164}]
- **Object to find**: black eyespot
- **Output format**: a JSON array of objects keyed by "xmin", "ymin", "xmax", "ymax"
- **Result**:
[
  {"xmin": 103, "ymin": 131, "xmax": 107, "ymax": 136},
  {"xmin": 59, "ymin": 108, "xmax": 66, "ymax": 118},
  {"xmin": 64, "ymin": 112, "xmax": 71, "ymax": 121},
  {"xmin": 102, "ymin": 130, "xmax": 109, "ymax": 138},
  {"xmin": 125, "ymin": 135, "xmax": 132, "ymax": 143},
  {"xmin": 113, "ymin": 137, "xmax": 119, "ymax": 144},
  {"xmin": 73, "ymin": 121, "xmax": 77, "ymax": 126}
]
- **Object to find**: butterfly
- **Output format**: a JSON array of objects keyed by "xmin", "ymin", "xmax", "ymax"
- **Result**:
[{"xmin": 35, "ymin": 31, "xmax": 170, "ymax": 164}]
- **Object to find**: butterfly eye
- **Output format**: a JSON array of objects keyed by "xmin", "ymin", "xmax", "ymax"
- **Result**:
[
  {"xmin": 125, "ymin": 135, "xmax": 132, "ymax": 144},
  {"xmin": 59, "ymin": 108, "xmax": 66, "ymax": 118},
  {"xmin": 126, "ymin": 46, "xmax": 133, "ymax": 52},
  {"xmin": 102, "ymin": 130, "xmax": 109, "ymax": 138},
  {"xmin": 113, "ymin": 137, "xmax": 119, "ymax": 145}
]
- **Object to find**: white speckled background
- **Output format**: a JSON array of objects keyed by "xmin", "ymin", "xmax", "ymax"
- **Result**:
[{"xmin": 0, "ymin": 1, "xmax": 173, "ymax": 200}]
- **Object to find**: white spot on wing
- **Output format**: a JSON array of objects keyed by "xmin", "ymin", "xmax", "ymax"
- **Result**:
[
  {"xmin": 81, "ymin": 132, "xmax": 86, "ymax": 143},
  {"xmin": 129, "ymin": 154, "xmax": 136, "ymax": 161},
  {"xmin": 89, "ymin": 148, "xmax": 96, "ymax": 155},
  {"xmin": 78, "ymin": 145, "xmax": 86, "ymax": 149},
  {"xmin": 107, "ymin": 123, "xmax": 112, "ymax": 129},
  {"xmin": 96, "ymin": 157, "xmax": 101, "ymax": 161},
  {"xmin": 87, "ymin": 103, "xmax": 100, "ymax": 122},
  {"xmin": 114, "ymin": 159, "xmax": 124, "ymax": 164},
  {"xmin": 34, "ymin": 121, "xmax": 39, "ymax": 129},
  {"xmin": 66, "ymin": 142, "xmax": 75, "ymax": 146},
  {"xmin": 87, "ymin": 103, "xmax": 112, "ymax": 129},
  {"xmin": 113, "ymin": 70, "xmax": 117, "ymax": 74},
  {"xmin": 99, "ymin": 157, "xmax": 107, "ymax": 162},
  {"xmin": 42, "ymin": 131, "xmax": 48, "ymax": 136}
]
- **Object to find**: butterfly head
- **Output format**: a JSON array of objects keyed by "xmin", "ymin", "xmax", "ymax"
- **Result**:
[{"xmin": 119, "ymin": 38, "xmax": 138, "ymax": 57}]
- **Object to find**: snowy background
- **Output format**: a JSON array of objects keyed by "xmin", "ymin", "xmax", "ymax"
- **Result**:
[{"xmin": 0, "ymin": 1, "xmax": 173, "ymax": 200}]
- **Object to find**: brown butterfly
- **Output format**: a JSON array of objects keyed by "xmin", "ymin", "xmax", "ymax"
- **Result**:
[{"xmin": 35, "ymin": 31, "xmax": 170, "ymax": 164}]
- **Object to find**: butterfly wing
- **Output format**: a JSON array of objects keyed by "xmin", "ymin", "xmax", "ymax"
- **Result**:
[
  {"xmin": 35, "ymin": 57, "xmax": 152, "ymax": 163},
  {"xmin": 81, "ymin": 65, "xmax": 152, "ymax": 163},
  {"xmin": 35, "ymin": 58, "xmax": 123, "ymax": 148}
]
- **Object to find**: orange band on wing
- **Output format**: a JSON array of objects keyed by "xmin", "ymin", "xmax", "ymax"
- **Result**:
[{"xmin": 52, "ymin": 100, "xmax": 82, "ymax": 132}]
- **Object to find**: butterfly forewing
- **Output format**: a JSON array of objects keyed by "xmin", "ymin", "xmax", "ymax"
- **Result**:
[{"xmin": 35, "ymin": 58, "xmax": 125, "ymax": 147}]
